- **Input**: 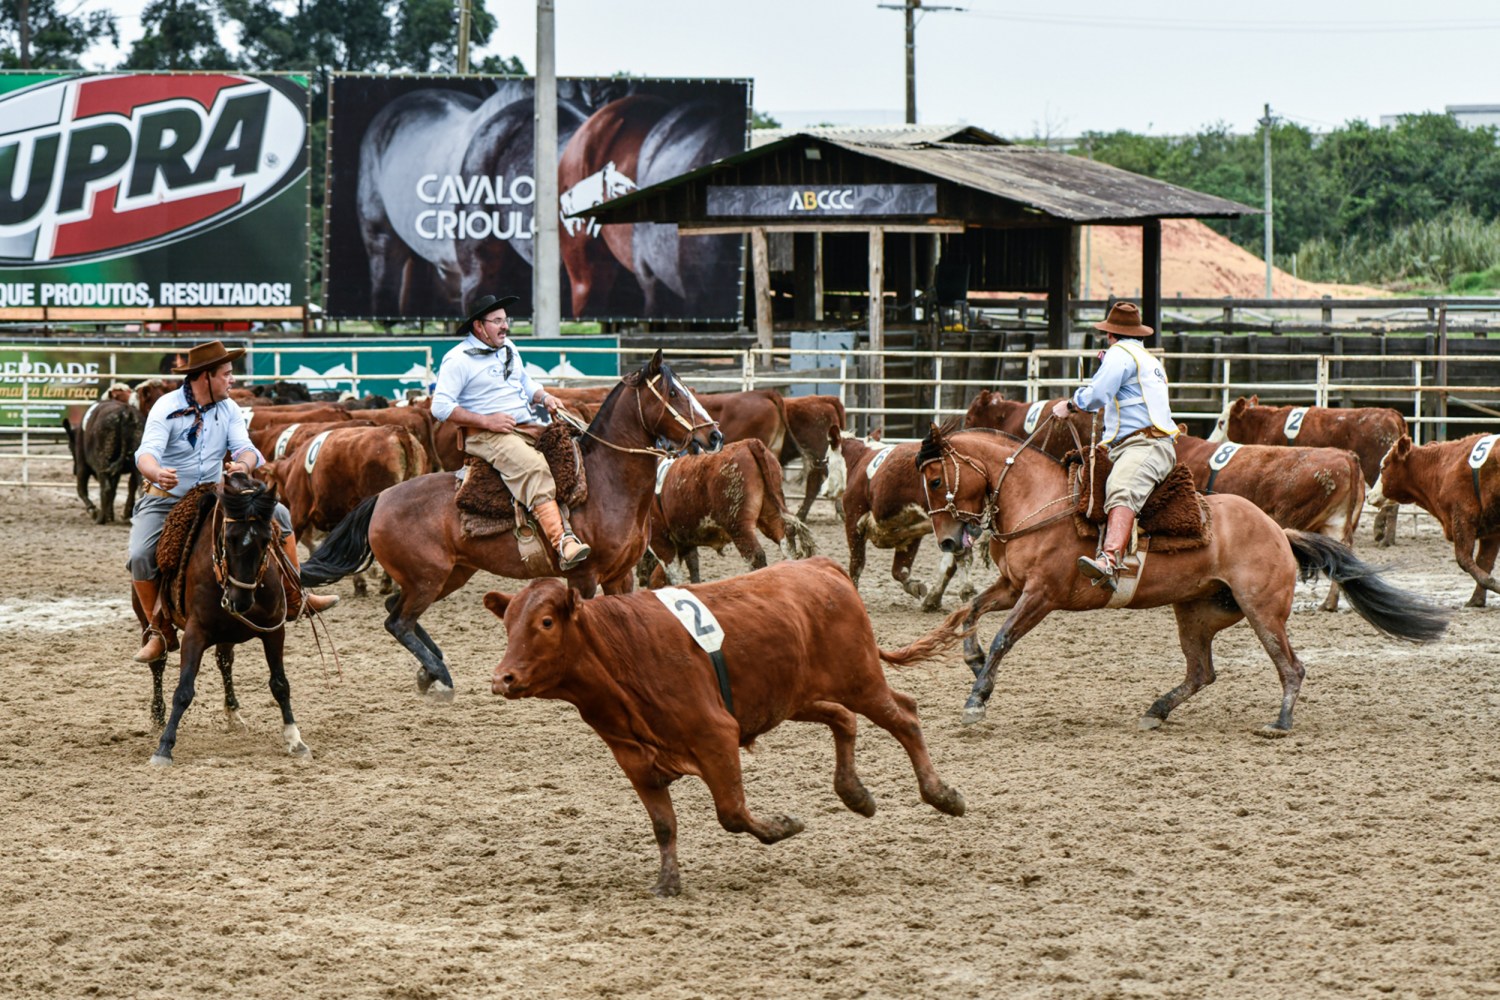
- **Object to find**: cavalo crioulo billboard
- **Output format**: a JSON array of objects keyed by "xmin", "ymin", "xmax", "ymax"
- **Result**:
[
  {"xmin": 0, "ymin": 72, "xmax": 310, "ymax": 319},
  {"xmin": 323, "ymin": 75, "xmax": 749, "ymax": 322}
]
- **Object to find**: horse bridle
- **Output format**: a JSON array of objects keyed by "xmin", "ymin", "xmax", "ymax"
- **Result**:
[
  {"xmin": 211, "ymin": 503, "xmax": 287, "ymax": 633},
  {"xmin": 920, "ymin": 415, "xmax": 1083, "ymax": 544},
  {"xmin": 565, "ymin": 371, "xmax": 716, "ymax": 460}
]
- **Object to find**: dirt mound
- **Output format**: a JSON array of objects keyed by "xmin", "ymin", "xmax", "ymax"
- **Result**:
[{"xmin": 1085, "ymin": 218, "xmax": 1388, "ymax": 299}]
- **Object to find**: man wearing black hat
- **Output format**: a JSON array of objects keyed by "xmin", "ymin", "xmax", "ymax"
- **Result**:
[
  {"xmin": 431, "ymin": 294, "xmax": 590, "ymax": 570},
  {"xmin": 128, "ymin": 341, "xmax": 340, "ymax": 662},
  {"xmin": 1051, "ymin": 303, "xmax": 1180, "ymax": 590}
]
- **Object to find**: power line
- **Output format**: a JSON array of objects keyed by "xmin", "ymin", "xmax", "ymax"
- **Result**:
[{"xmin": 951, "ymin": 8, "xmax": 1500, "ymax": 34}]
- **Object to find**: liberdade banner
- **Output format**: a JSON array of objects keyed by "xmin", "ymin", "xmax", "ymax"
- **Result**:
[
  {"xmin": 323, "ymin": 75, "xmax": 749, "ymax": 322},
  {"xmin": 0, "ymin": 72, "xmax": 310, "ymax": 312}
]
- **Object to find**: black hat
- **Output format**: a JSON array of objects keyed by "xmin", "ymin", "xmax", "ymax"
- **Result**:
[{"xmin": 458, "ymin": 294, "xmax": 520, "ymax": 334}]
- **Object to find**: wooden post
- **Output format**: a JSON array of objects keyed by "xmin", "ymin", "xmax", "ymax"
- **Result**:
[
  {"xmin": 1437, "ymin": 303, "xmax": 1449, "ymax": 438},
  {"xmin": 751, "ymin": 227, "xmax": 773, "ymax": 353},
  {"xmin": 1141, "ymin": 219, "xmax": 1162, "ymax": 349},
  {"xmin": 814, "ymin": 232, "xmax": 825, "ymax": 322},
  {"xmin": 1045, "ymin": 226, "xmax": 1074, "ymax": 384},
  {"xmin": 868, "ymin": 227, "xmax": 885, "ymax": 428}
]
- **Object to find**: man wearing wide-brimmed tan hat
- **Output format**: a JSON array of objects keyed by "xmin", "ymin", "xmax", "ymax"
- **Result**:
[
  {"xmin": 128, "ymin": 340, "xmax": 340, "ymax": 662},
  {"xmin": 1051, "ymin": 303, "xmax": 1180, "ymax": 590},
  {"xmin": 431, "ymin": 293, "xmax": 590, "ymax": 570}
]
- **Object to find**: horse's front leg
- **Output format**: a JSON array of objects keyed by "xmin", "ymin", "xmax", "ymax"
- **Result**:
[
  {"xmin": 151, "ymin": 629, "xmax": 207, "ymax": 766},
  {"xmin": 261, "ymin": 627, "xmax": 309, "ymax": 758},
  {"xmin": 962, "ymin": 588, "xmax": 1056, "ymax": 726},
  {"xmin": 215, "ymin": 643, "xmax": 248, "ymax": 732}
]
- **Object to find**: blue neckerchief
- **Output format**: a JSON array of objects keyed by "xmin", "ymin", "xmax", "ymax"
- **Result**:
[{"xmin": 165, "ymin": 378, "xmax": 207, "ymax": 447}]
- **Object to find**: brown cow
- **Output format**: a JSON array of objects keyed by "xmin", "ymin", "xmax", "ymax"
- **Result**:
[
  {"xmin": 638, "ymin": 439, "xmax": 815, "ymax": 587},
  {"xmin": 484, "ymin": 557, "xmax": 968, "ymax": 896},
  {"xmin": 1210, "ymin": 395, "xmax": 1407, "ymax": 546},
  {"xmin": 699, "ymin": 390, "xmax": 788, "ymax": 456},
  {"xmin": 1369, "ymin": 433, "xmax": 1500, "ymax": 607},
  {"xmin": 780, "ymin": 394, "xmax": 847, "ymax": 519},
  {"xmin": 256, "ymin": 425, "xmax": 430, "ymax": 595},
  {"xmin": 841, "ymin": 436, "xmax": 977, "ymax": 611},
  {"xmin": 249, "ymin": 419, "xmax": 377, "ymax": 463},
  {"xmin": 1174, "ymin": 433, "xmax": 1366, "ymax": 610},
  {"xmin": 242, "ymin": 403, "xmax": 356, "ymax": 429},
  {"xmin": 963, "ymin": 390, "xmax": 1097, "ymax": 458}
]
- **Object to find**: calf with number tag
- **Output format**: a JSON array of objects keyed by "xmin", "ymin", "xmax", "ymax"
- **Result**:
[
  {"xmin": 485, "ymin": 556, "xmax": 968, "ymax": 897},
  {"xmin": 1369, "ymin": 433, "xmax": 1500, "ymax": 606}
]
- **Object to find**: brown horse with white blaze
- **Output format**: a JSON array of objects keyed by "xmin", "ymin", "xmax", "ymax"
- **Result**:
[
  {"xmin": 916, "ymin": 422, "xmax": 1450, "ymax": 735},
  {"xmin": 299, "ymin": 352, "xmax": 720, "ymax": 698}
]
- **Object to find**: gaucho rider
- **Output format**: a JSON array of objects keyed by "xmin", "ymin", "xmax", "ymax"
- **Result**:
[
  {"xmin": 431, "ymin": 293, "xmax": 591, "ymax": 570},
  {"xmin": 1051, "ymin": 302, "xmax": 1180, "ymax": 590},
  {"xmin": 129, "ymin": 340, "xmax": 341, "ymax": 663}
]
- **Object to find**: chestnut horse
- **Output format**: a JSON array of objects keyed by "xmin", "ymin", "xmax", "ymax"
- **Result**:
[
  {"xmin": 916, "ymin": 422, "xmax": 1450, "ymax": 735},
  {"xmin": 299, "ymin": 352, "xmax": 720, "ymax": 697}
]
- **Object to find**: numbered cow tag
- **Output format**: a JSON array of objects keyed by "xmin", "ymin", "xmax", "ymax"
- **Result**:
[
  {"xmin": 274, "ymin": 423, "xmax": 301, "ymax": 460},
  {"xmin": 653, "ymin": 587, "xmax": 726, "ymax": 654},
  {"xmin": 865, "ymin": 445, "xmax": 896, "ymax": 479},
  {"xmin": 1283, "ymin": 407, "xmax": 1309, "ymax": 441},
  {"xmin": 654, "ymin": 456, "xmax": 675, "ymax": 496},
  {"xmin": 81, "ymin": 401, "xmax": 100, "ymax": 433},
  {"xmin": 1468, "ymin": 434, "xmax": 1498, "ymax": 470},
  {"xmin": 1024, "ymin": 401, "xmax": 1046, "ymax": 434},
  {"xmin": 303, "ymin": 429, "xmax": 333, "ymax": 475},
  {"xmin": 1208, "ymin": 442, "xmax": 1242, "ymax": 471}
]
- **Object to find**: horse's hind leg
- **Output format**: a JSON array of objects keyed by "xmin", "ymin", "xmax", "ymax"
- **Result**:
[
  {"xmin": 844, "ymin": 683, "xmax": 965, "ymax": 816},
  {"xmin": 384, "ymin": 567, "xmax": 475, "ymax": 699},
  {"xmin": 148, "ymin": 657, "xmax": 166, "ymax": 731},
  {"xmin": 261, "ymin": 628, "xmax": 309, "ymax": 757},
  {"xmin": 1240, "ymin": 594, "xmax": 1307, "ymax": 737},
  {"xmin": 1466, "ymin": 536, "xmax": 1499, "ymax": 608},
  {"xmin": 151, "ymin": 632, "xmax": 207, "ymax": 766},
  {"xmin": 1143, "ymin": 594, "xmax": 1243, "ymax": 731},
  {"xmin": 216, "ymin": 643, "xmax": 248, "ymax": 732},
  {"xmin": 791, "ymin": 701, "xmax": 875, "ymax": 817}
]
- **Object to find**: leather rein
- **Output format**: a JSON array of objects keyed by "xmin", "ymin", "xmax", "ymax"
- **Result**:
[
  {"xmin": 211, "ymin": 501, "xmax": 289, "ymax": 634},
  {"xmin": 920, "ymin": 414, "xmax": 1084, "ymax": 545},
  {"xmin": 557, "ymin": 372, "xmax": 716, "ymax": 460}
]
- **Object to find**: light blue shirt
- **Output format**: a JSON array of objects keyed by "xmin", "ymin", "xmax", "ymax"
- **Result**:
[
  {"xmin": 1071, "ymin": 343, "xmax": 1174, "ymax": 439},
  {"xmin": 431, "ymin": 335, "xmax": 544, "ymax": 424},
  {"xmin": 136, "ymin": 387, "xmax": 261, "ymax": 498}
]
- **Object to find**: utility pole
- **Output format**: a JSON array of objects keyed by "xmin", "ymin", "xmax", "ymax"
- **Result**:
[
  {"xmin": 457, "ymin": 0, "xmax": 471, "ymax": 72},
  {"xmin": 1260, "ymin": 103, "xmax": 1274, "ymax": 297},
  {"xmin": 17, "ymin": 0, "xmax": 29, "ymax": 69},
  {"xmin": 534, "ymin": 0, "xmax": 560, "ymax": 337},
  {"xmin": 877, "ymin": 1, "xmax": 965, "ymax": 124}
]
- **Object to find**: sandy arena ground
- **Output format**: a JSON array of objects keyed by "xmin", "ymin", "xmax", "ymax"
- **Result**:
[{"xmin": 2, "ymin": 475, "xmax": 1497, "ymax": 999}]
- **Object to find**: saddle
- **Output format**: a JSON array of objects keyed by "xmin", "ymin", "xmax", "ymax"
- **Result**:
[
  {"xmin": 454, "ymin": 422, "xmax": 588, "ymax": 538},
  {"xmin": 1064, "ymin": 446, "xmax": 1212, "ymax": 553},
  {"xmin": 155, "ymin": 483, "xmax": 300, "ymax": 627}
]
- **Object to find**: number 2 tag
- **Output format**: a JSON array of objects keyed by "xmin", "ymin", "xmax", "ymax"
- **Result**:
[{"xmin": 653, "ymin": 587, "xmax": 726, "ymax": 654}]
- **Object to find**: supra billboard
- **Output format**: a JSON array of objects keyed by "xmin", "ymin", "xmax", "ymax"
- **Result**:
[
  {"xmin": 324, "ymin": 75, "xmax": 749, "ymax": 322},
  {"xmin": 0, "ymin": 72, "xmax": 310, "ymax": 311}
]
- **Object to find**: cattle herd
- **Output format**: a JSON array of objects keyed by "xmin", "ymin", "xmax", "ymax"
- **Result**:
[{"xmin": 60, "ymin": 369, "xmax": 1499, "ymax": 895}]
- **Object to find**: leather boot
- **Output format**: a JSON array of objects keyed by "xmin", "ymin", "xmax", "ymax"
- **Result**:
[
  {"xmin": 132, "ymin": 578, "xmax": 170, "ymax": 662},
  {"xmin": 1078, "ymin": 506, "xmax": 1136, "ymax": 591},
  {"xmin": 534, "ymin": 499, "xmax": 591, "ymax": 570},
  {"xmin": 282, "ymin": 534, "xmax": 340, "ymax": 614}
]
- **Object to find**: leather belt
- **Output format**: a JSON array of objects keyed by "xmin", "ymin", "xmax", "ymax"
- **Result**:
[
  {"xmin": 1121, "ymin": 426, "xmax": 1173, "ymax": 443},
  {"xmin": 143, "ymin": 482, "xmax": 178, "ymax": 499}
]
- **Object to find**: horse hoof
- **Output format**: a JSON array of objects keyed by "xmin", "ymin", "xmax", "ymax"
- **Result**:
[
  {"xmin": 425, "ymin": 682, "xmax": 456, "ymax": 703},
  {"xmin": 148, "ymin": 753, "xmax": 172, "ymax": 767},
  {"xmin": 960, "ymin": 705, "xmax": 986, "ymax": 726},
  {"xmin": 287, "ymin": 743, "xmax": 312, "ymax": 758},
  {"xmin": 1138, "ymin": 715, "xmax": 1163, "ymax": 731},
  {"xmin": 1256, "ymin": 724, "xmax": 1291, "ymax": 739},
  {"xmin": 929, "ymin": 786, "xmax": 966, "ymax": 816},
  {"xmin": 920, "ymin": 596, "xmax": 942, "ymax": 613}
]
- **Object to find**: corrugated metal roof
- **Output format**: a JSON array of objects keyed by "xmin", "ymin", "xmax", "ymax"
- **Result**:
[
  {"xmin": 822, "ymin": 141, "xmax": 1255, "ymax": 221},
  {"xmin": 585, "ymin": 137, "xmax": 1258, "ymax": 224},
  {"xmin": 750, "ymin": 123, "xmax": 1006, "ymax": 148}
]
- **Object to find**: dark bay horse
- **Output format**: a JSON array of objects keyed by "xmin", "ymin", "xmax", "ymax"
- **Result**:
[
  {"xmin": 915, "ymin": 423, "xmax": 1451, "ymax": 736},
  {"xmin": 300, "ymin": 351, "xmax": 720, "ymax": 698},
  {"xmin": 135, "ymin": 473, "xmax": 309, "ymax": 766}
]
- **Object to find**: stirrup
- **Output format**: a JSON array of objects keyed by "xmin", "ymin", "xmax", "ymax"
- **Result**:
[
  {"xmin": 557, "ymin": 533, "xmax": 591, "ymax": 571},
  {"xmin": 1077, "ymin": 553, "xmax": 1119, "ymax": 592},
  {"xmin": 134, "ymin": 626, "xmax": 167, "ymax": 663}
]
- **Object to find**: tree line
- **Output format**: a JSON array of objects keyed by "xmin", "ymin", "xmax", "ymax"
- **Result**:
[{"xmin": 1074, "ymin": 115, "xmax": 1500, "ymax": 290}]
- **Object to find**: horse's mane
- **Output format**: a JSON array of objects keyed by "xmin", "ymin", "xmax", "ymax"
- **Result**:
[
  {"xmin": 582, "ymin": 360, "xmax": 656, "ymax": 439},
  {"xmin": 219, "ymin": 473, "xmax": 277, "ymax": 522},
  {"xmin": 917, "ymin": 420, "xmax": 1066, "ymax": 470}
]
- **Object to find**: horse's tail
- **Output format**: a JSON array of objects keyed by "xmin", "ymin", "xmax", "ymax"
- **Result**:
[
  {"xmin": 1284, "ymin": 529, "xmax": 1450, "ymax": 642},
  {"xmin": 878, "ymin": 603, "xmax": 975, "ymax": 667},
  {"xmin": 300, "ymin": 495, "xmax": 378, "ymax": 586}
]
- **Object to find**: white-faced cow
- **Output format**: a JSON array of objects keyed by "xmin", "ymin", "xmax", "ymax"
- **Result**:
[
  {"xmin": 1369, "ymin": 433, "xmax": 1500, "ymax": 607},
  {"xmin": 1209, "ymin": 395, "xmax": 1407, "ymax": 546},
  {"xmin": 485, "ymin": 557, "xmax": 968, "ymax": 896}
]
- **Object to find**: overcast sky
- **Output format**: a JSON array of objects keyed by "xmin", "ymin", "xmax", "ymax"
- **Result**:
[{"xmin": 82, "ymin": 0, "xmax": 1500, "ymax": 137}]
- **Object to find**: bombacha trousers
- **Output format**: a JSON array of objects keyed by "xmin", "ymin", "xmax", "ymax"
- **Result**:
[
  {"xmin": 1103, "ymin": 434, "xmax": 1178, "ymax": 514},
  {"xmin": 128, "ymin": 493, "xmax": 292, "ymax": 582},
  {"xmin": 464, "ymin": 428, "xmax": 556, "ymax": 508}
]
